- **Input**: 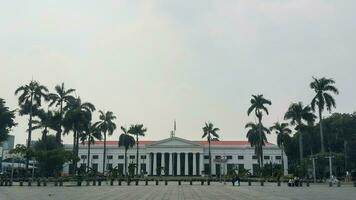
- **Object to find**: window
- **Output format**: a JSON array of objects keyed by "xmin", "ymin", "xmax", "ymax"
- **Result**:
[
  {"xmin": 107, "ymin": 163, "xmax": 113, "ymax": 170},
  {"xmin": 275, "ymin": 156, "xmax": 282, "ymax": 160},
  {"xmin": 238, "ymin": 156, "xmax": 244, "ymax": 160},
  {"xmin": 227, "ymin": 164, "xmax": 235, "ymax": 173},
  {"xmin": 215, "ymin": 155, "xmax": 221, "ymax": 159},
  {"xmin": 141, "ymin": 155, "xmax": 147, "ymax": 159},
  {"xmin": 252, "ymin": 155, "xmax": 258, "ymax": 159},
  {"xmin": 264, "ymin": 156, "xmax": 270, "ymax": 160},
  {"xmin": 129, "ymin": 155, "xmax": 135, "ymax": 159},
  {"xmin": 140, "ymin": 163, "xmax": 146, "ymax": 173},
  {"xmin": 226, "ymin": 156, "xmax": 233, "ymax": 160},
  {"xmin": 107, "ymin": 155, "xmax": 113, "ymax": 159},
  {"xmin": 252, "ymin": 164, "xmax": 259, "ymax": 175},
  {"xmin": 92, "ymin": 155, "xmax": 99, "ymax": 159},
  {"xmin": 118, "ymin": 155, "xmax": 124, "ymax": 159},
  {"xmin": 80, "ymin": 163, "xmax": 86, "ymax": 171},
  {"xmin": 81, "ymin": 155, "xmax": 87, "ymax": 159},
  {"xmin": 118, "ymin": 164, "xmax": 124, "ymax": 175},
  {"xmin": 238, "ymin": 164, "xmax": 244, "ymax": 171},
  {"xmin": 204, "ymin": 155, "xmax": 209, "ymax": 159},
  {"xmin": 92, "ymin": 163, "xmax": 98, "ymax": 171}
]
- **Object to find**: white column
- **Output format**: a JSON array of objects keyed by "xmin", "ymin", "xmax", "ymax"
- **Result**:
[
  {"xmin": 147, "ymin": 153, "xmax": 151, "ymax": 175},
  {"xmin": 161, "ymin": 153, "xmax": 165, "ymax": 175},
  {"xmin": 169, "ymin": 153, "xmax": 173, "ymax": 175},
  {"xmin": 193, "ymin": 153, "xmax": 196, "ymax": 175},
  {"xmin": 137, "ymin": 154, "xmax": 141, "ymax": 175},
  {"xmin": 153, "ymin": 153, "xmax": 157, "ymax": 175},
  {"xmin": 199, "ymin": 153, "xmax": 204, "ymax": 176},
  {"xmin": 177, "ymin": 153, "xmax": 181, "ymax": 175},
  {"xmin": 185, "ymin": 153, "xmax": 188, "ymax": 175}
]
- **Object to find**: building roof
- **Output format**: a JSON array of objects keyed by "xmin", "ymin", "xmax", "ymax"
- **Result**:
[{"xmin": 84, "ymin": 140, "xmax": 273, "ymax": 146}]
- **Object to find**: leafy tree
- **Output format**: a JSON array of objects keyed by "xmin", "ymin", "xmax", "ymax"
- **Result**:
[
  {"xmin": 93, "ymin": 110, "xmax": 116, "ymax": 173},
  {"xmin": 284, "ymin": 102, "xmax": 316, "ymax": 163},
  {"xmin": 0, "ymin": 98, "xmax": 17, "ymax": 143},
  {"xmin": 48, "ymin": 83, "xmax": 76, "ymax": 143},
  {"xmin": 33, "ymin": 135, "xmax": 76, "ymax": 177},
  {"xmin": 15, "ymin": 80, "xmax": 48, "ymax": 169},
  {"xmin": 202, "ymin": 122, "xmax": 220, "ymax": 177},
  {"xmin": 245, "ymin": 122, "xmax": 269, "ymax": 170},
  {"xmin": 80, "ymin": 123, "xmax": 102, "ymax": 173},
  {"xmin": 63, "ymin": 97, "xmax": 95, "ymax": 174},
  {"xmin": 247, "ymin": 94, "xmax": 271, "ymax": 169},
  {"xmin": 270, "ymin": 122, "xmax": 291, "ymax": 173},
  {"xmin": 128, "ymin": 124, "xmax": 147, "ymax": 176},
  {"xmin": 310, "ymin": 77, "xmax": 339, "ymax": 153},
  {"xmin": 118, "ymin": 126, "xmax": 135, "ymax": 176}
]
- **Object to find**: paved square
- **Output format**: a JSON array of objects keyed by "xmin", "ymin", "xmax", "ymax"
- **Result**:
[{"xmin": 0, "ymin": 182, "xmax": 354, "ymax": 200}]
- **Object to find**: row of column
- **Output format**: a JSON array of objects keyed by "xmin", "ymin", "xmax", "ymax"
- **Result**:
[{"xmin": 148, "ymin": 152, "xmax": 203, "ymax": 176}]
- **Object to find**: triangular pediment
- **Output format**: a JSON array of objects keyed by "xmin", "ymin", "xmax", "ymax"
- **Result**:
[{"xmin": 146, "ymin": 137, "xmax": 202, "ymax": 148}]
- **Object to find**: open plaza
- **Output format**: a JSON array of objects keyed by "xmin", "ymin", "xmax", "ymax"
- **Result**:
[{"xmin": 0, "ymin": 182, "xmax": 355, "ymax": 200}]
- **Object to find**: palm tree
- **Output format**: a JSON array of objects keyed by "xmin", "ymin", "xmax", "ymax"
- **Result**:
[
  {"xmin": 284, "ymin": 102, "xmax": 316, "ymax": 162},
  {"xmin": 202, "ymin": 122, "xmax": 220, "ymax": 177},
  {"xmin": 245, "ymin": 122, "xmax": 270, "ymax": 170},
  {"xmin": 32, "ymin": 109, "xmax": 60, "ymax": 140},
  {"xmin": 310, "ymin": 77, "xmax": 339, "ymax": 153},
  {"xmin": 63, "ymin": 97, "xmax": 95, "ymax": 174},
  {"xmin": 48, "ymin": 83, "xmax": 76, "ymax": 143},
  {"xmin": 118, "ymin": 126, "xmax": 135, "ymax": 176},
  {"xmin": 270, "ymin": 122, "xmax": 291, "ymax": 174},
  {"xmin": 247, "ymin": 94, "xmax": 272, "ymax": 168},
  {"xmin": 94, "ymin": 111, "xmax": 117, "ymax": 173},
  {"xmin": 0, "ymin": 98, "xmax": 17, "ymax": 143},
  {"xmin": 80, "ymin": 123, "xmax": 102, "ymax": 173},
  {"xmin": 128, "ymin": 124, "xmax": 147, "ymax": 176},
  {"xmin": 15, "ymin": 80, "xmax": 48, "ymax": 169}
]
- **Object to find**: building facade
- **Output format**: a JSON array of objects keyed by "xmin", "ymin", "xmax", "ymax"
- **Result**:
[{"xmin": 64, "ymin": 136, "xmax": 288, "ymax": 176}]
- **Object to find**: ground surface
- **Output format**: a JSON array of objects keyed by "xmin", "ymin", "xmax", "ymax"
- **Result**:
[{"xmin": 0, "ymin": 182, "xmax": 354, "ymax": 200}]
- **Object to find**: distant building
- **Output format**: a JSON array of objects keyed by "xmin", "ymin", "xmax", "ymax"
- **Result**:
[
  {"xmin": 63, "ymin": 136, "xmax": 288, "ymax": 176},
  {"xmin": 0, "ymin": 135, "xmax": 15, "ymax": 160}
]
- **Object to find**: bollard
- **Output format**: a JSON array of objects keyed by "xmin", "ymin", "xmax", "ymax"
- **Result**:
[
  {"xmin": 43, "ymin": 179, "xmax": 47, "ymax": 186},
  {"xmin": 54, "ymin": 180, "xmax": 58, "ymax": 186},
  {"xmin": 329, "ymin": 181, "xmax": 332, "ymax": 187},
  {"xmin": 77, "ymin": 180, "xmax": 82, "ymax": 186},
  {"xmin": 9, "ymin": 180, "xmax": 12, "ymax": 186},
  {"xmin": 260, "ymin": 180, "xmax": 264, "ymax": 186},
  {"xmin": 277, "ymin": 181, "xmax": 281, "ymax": 186},
  {"xmin": 127, "ymin": 180, "xmax": 130, "ymax": 186},
  {"xmin": 165, "ymin": 180, "xmax": 168, "ymax": 185},
  {"xmin": 190, "ymin": 180, "xmax": 192, "ymax": 185},
  {"xmin": 353, "ymin": 182, "xmax": 356, "ymax": 187},
  {"xmin": 337, "ymin": 181, "xmax": 341, "ymax": 187},
  {"xmin": 118, "ymin": 180, "xmax": 121, "ymax": 186},
  {"xmin": 4, "ymin": 180, "xmax": 8, "ymax": 186},
  {"xmin": 28, "ymin": 180, "xmax": 32, "ymax": 186},
  {"xmin": 145, "ymin": 179, "xmax": 148, "ymax": 186},
  {"xmin": 207, "ymin": 180, "xmax": 210, "ymax": 185},
  {"xmin": 98, "ymin": 179, "xmax": 101, "ymax": 186},
  {"xmin": 0, "ymin": 179, "xmax": 3, "ymax": 186},
  {"xmin": 59, "ymin": 179, "xmax": 63, "ymax": 186},
  {"xmin": 155, "ymin": 180, "xmax": 159, "ymax": 185},
  {"xmin": 86, "ymin": 180, "xmax": 90, "ymax": 186},
  {"xmin": 93, "ymin": 179, "xmax": 96, "ymax": 186},
  {"xmin": 20, "ymin": 180, "xmax": 23, "ymax": 186},
  {"xmin": 201, "ymin": 180, "xmax": 204, "ymax": 185},
  {"xmin": 306, "ymin": 180, "xmax": 310, "ymax": 187},
  {"xmin": 248, "ymin": 179, "xmax": 251, "ymax": 186},
  {"xmin": 179, "ymin": 180, "xmax": 181, "ymax": 185},
  {"xmin": 136, "ymin": 180, "xmax": 139, "ymax": 186},
  {"xmin": 110, "ymin": 179, "xmax": 114, "ymax": 186},
  {"xmin": 37, "ymin": 179, "xmax": 41, "ymax": 186}
]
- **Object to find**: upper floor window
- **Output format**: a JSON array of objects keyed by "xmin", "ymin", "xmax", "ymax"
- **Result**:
[
  {"xmin": 275, "ymin": 156, "xmax": 282, "ymax": 160},
  {"xmin": 204, "ymin": 155, "xmax": 209, "ymax": 159},
  {"xmin": 226, "ymin": 156, "xmax": 233, "ymax": 160},
  {"xmin": 129, "ymin": 155, "xmax": 135, "ymax": 159},
  {"xmin": 215, "ymin": 155, "xmax": 221, "ymax": 159},
  {"xmin": 81, "ymin": 155, "xmax": 87, "ymax": 159},
  {"xmin": 92, "ymin": 155, "xmax": 99, "ymax": 159},
  {"xmin": 118, "ymin": 155, "xmax": 124, "ymax": 159},
  {"xmin": 107, "ymin": 155, "xmax": 113, "ymax": 159},
  {"xmin": 264, "ymin": 156, "xmax": 270, "ymax": 160},
  {"xmin": 141, "ymin": 155, "xmax": 147, "ymax": 159},
  {"xmin": 238, "ymin": 156, "xmax": 244, "ymax": 160},
  {"xmin": 252, "ymin": 155, "xmax": 258, "ymax": 159}
]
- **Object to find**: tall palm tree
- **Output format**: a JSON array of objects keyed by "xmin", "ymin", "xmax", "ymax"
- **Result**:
[
  {"xmin": 310, "ymin": 77, "xmax": 339, "ymax": 153},
  {"xmin": 32, "ymin": 109, "xmax": 60, "ymax": 140},
  {"xmin": 202, "ymin": 122, "xmax": 220, "ymax": 177},
  {"xmin": 247, "ymin": 94, "xmax": 271, "ymax": 168},
  {"xmin": 284, "ymin": 102, "xmax": 316, "ymax": 162},
  {"xmin": 118, "ymin": 126, "xmax": 135, "ymax": 176},
  {"xmin": 94, "ymin": 110, "xmax": 117, "ymax": 173},
  {"xmin": 15, "ymin": 80, "xmax": 48, "ymax": 169},
  {"xmin": 245, "ymin": 122, "xmax": 270, "ymax": 170},
  {"xmin": 48, "ymin": 83, "xmax": 76, "ymax": 143},
  {"xmin": 128, "ymin": 124, "xmax": 147, "ymax": 176},
  {"xmin": 270, "ymin": 122, "xmax": 291, "ymax": 173},
  {"xmin": 0, "ymin": 98, "xmax": 17, "ymax": 143},
  {"xmin": 63, "ymin": 97, "xmax": 95, "ymax": 174},
  {"xmin": 80, "ymin": 123, "xmax": 102, "ymax": 173}
]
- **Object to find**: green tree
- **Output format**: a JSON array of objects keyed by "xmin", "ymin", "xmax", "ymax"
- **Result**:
[
  {"xmin": 270, "ymin": 122, "xmax": 291, "ymax": 173},
  {"xmin": 310, "ymin": 77, "xmax": 339, "ymax": 153},
  {"xmin": 0, "ymin": 98, "xmax": 17, "ymax": 143},
  {"xmin": 284, "ymin": 102, "xmax": 316, "ymax": 163},
  {"xmin": 63, "ymin": 97, "xmax": 95, "ymax": 174},
  {"xmin": 118, "ymin": 126, "xmax": 135, "ymax": 176},
  {"xmin": 93, "ymin": 110, "xmax": 117, "ymax": 173},
  {"xmin": 202, "ymin": 122, "xmax": 220, "ymax": 177},
  {"xmin": 80, "ymin": 123, "xmax": 102, "ymax": 173},
  {"xmin": 32, "ymin": 109, "xmax": 60, "ymax": 140},
  {"xmin": 247, "ymin": 94, "xmax": 272, "ymax": 169},
  {"xmin": 48, "ymin": 83, "xmax": 76, "ymax": 143},
  {"xmin": 15, "ymin": 80, "xmax": 48, "ymax": 169},
  {"xmin": 128, "ymin": 124, "xmax": 147, "ymax": 176},
  {"xmin": 245, "ymin": 122, "xmax": 270, "ymax": 170}
]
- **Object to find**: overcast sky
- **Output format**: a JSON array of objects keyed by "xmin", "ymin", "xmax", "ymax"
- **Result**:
[{"xmin": 1, "ymin": 0, "xmax": 355, "ymax": 145}]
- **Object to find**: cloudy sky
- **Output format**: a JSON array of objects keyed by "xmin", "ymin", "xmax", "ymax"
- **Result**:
[{"xmin": 1, "ymin": 0, "xmax": 355, "ymax": 145}]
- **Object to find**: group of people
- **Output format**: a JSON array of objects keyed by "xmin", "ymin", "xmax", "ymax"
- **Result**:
[{"xmin": 288, "ymin": 177, "xmax": 301, "ymax": 187}]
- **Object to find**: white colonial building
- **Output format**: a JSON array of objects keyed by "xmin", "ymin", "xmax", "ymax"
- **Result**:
[{"xmin": 64, "ymin": 136, "xmax": 288, "ymax": 176}]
